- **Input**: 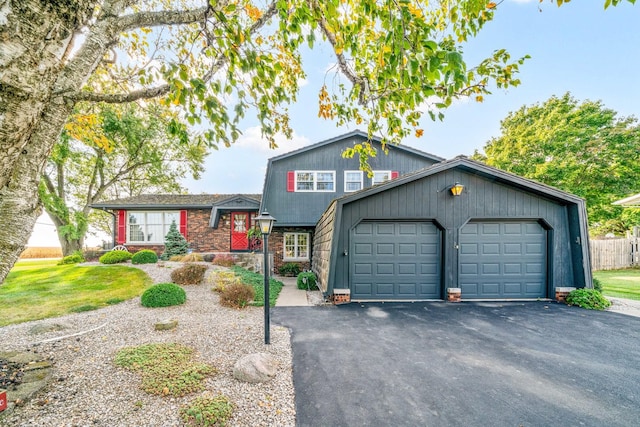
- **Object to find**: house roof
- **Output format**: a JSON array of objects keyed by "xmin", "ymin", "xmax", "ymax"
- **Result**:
[
  {"xmin": 266, "ymin": 129, "xmax": 445, "ymax": 164},
  {"xmin": 612, "ymin": 193, "xmax": 640, "ymax": 207},
  {"xmin": 333, "ymin": 155, "xmax": 585, "ymax": 206},
  {"xmin": 92, "ymin": 194, "xmax": 262, "ymax": 210}
]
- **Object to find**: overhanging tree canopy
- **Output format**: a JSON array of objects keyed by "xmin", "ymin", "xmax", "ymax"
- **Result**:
[{"xmin": 0, "ymin": 0, "xmax": 631, "ymax": 283}]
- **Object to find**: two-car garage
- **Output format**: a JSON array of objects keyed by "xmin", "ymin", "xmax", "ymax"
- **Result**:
[
  {"xmin": 350, "ymin": 219, "xmax": 547, "ymax": 300},
  {"xmin": 313, "ymin": 157, "xmax": 592, "ymax": 302}
]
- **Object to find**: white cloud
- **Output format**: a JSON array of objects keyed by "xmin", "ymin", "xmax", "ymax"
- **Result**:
[{"xmin": 235, "ymin": 126, "xmax": 310, "ymax": 154}]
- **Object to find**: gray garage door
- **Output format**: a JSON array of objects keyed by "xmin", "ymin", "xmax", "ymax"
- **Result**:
[
  {"xmin": 459, "ymin": 221, "xmax": 547, "ymax": 299},
  {"xmin": 351, "ymin": 221, "xmax": 442, "ymax": 300}
]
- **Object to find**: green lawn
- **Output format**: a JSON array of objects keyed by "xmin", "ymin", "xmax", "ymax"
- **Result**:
[
  {"xmin": 0, "ymin": 260, "xmax": 152, "ymax": 326},
  {"xmin": 593, "ymin": 269, "xmax": 640, "ymax": 301}
]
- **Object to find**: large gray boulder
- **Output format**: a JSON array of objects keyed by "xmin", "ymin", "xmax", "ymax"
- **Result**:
[{"xmin": 233, "ymin": 353, "xmax": 278, "ymax": 383}]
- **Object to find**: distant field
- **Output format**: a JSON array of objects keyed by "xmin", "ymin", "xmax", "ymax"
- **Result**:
[{"xmin": 20, "ymin": 247, "xmax": 63, "ymax": 259}]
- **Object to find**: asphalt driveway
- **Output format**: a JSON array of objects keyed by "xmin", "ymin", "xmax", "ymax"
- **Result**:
[{"xmin": 272, "ymin": 301, "xmax": 640, "ymax": 427}]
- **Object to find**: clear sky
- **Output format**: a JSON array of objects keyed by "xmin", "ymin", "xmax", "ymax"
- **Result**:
[{"xmin": 28, "ymin": 0, "xmax": 640, "ymax": 247}]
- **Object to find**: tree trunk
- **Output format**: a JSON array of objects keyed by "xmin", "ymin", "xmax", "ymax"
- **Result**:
[{"xmin": 0, "ymin": 0, "xmax": 112, "ymax": 283}]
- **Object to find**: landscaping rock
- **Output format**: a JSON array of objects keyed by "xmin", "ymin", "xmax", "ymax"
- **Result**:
[
  {"xmin": 233, "ymin": 353, "xmax": 278, "ymax": 383},
  {"xmin": 29, "ymin": 323, "xmax": 68, "ymax": 335},
  {"xmin": 154, "ymin": 319, "xmax": 178, "ymax": 331},
  {"xmin": 0, "ymin": 351, "xmax": 52, "ymax": 414}
]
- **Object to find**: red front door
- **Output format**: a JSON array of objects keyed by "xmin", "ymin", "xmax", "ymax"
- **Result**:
[{"xmin": 230, "ymin": 212, "xmax": 249, "ymax": 251}]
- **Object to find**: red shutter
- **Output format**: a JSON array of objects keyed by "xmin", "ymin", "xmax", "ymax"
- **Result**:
[
  {"xmin": 287, "ymin": 171, "xmax": 295, "ymax": 192},
  {"xmin": 117, "ymin": 210, "xmax": 126, "ymax": 244},
  {"xmin": 391, "ymin": 171, "xmax": 399, "ymax": 179},
  {"xmin": 179, "ymin": 210, "xmax": 188, "ymax": 240}
]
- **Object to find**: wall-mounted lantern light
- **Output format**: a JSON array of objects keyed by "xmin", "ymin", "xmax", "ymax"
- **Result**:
[
  {"xmin": 255, "ymin": 211, "xmax": 276, "ymax": 344},
  {"xmin": 450, "ymin": 182, "xmax": 464, "ymax": 196}
]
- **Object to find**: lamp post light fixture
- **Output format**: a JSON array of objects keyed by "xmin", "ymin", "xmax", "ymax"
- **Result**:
[
  {"xmin": 255, "ymin": 211, "xmax": 276, "ymax": 344},
  {"xmin": 450, "ymin": 182, "xmax": 464, "ymax": 196}
]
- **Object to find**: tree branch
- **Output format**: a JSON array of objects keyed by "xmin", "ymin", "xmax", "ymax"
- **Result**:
[
  {"xmin": 72, "ymin": 1, "xmax": 278, "ymax": 104},
  {"xmin": 115, "ymin": 6, "xmax": 210, "ymax": 33},
  {"xmin": 310, "ymin": 0, "xmax": 369, "ymax": 105}
]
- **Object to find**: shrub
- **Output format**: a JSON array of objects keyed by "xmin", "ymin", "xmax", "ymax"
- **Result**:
[
  {"xmin": 208, "ymin": 270, "xmax": 240, "ymax": 293},
  {"xmin": 180, "ymin": 394, "xmax": 233, "ymax": 427},
  {"xmin": 171, "ymin": 263, "xmax": 208, "ymax": 285},
  {"xmin": 566, "ymin": 288, "xmax": 611, "ymax": 310},
  {"xmin": 99, "ymin": 250, "xmax": 133, "ymax": 264},
  {"xmin": 592, "ymin": 277, "xmax": 603, "ymax": 292},
  {"xmin": 297, "ymin": 271, "xmax": 318, "ymax": 290},
  {"xmin": 141, "ymin": 283, "xmax": 187, "ymax": 308},
  {"xmin": 181, "ymin": 253, "xmax": 204, "ymax": 262},
  {"xmin": 230, "ymin": 266, "xmax": 284, "ymax": 307},
  {"xmin": 212, "ymin": 254, "xmax": 235, "ymax": 267},
  {"xmin": 279, "ymin": 262, "xmax": 301, "ymax": 277},
  {"xmin": 58, "ymin": 252, "xmax": 85, "ymax": 265},
  {"xmin": 161, "ymin": 220, "xmax": 189, "ymax": 260},
  {"xmin": 169, "ymin": 255, "xmax": 185, "ymax": 261},
  {"xmin": 132, "ymin": 249, "xmax": 158, "ymax": 264},
  {"xmin": 220, "ymin": 282, "xmax": 256, "ymax": 309},
  {"xmin": 115, "ymin": 343, "xmax": 215, "ymax": 397}
]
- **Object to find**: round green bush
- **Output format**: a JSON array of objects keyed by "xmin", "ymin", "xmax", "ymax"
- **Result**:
[
  {"xmin": 99, "ymin": 250, "xmax": 133, "ymax": 264},
  {"xmin": 141, "ymin": 283, "xmax": 187, "ymax": 308},
  {"xmin": 132, "ymin": 249, "xmax": 159, "ymax": 264},
  {"xmin": 297, "ymin": 271, "xmax": 318, "ymax": 290},
  {"xmin": 58, "ymin": 253, "xmax": 85, "ymax": 265},
  {"xmin": 566, "ymin": 288, "xmax": 611, "ymax": 310}
]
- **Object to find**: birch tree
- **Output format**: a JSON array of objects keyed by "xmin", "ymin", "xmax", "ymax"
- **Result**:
[{"xmin": 0, "ymin": 0, "xmax": 549, "ymax": 283}]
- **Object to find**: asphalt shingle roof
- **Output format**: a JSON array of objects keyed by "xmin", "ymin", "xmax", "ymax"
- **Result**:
[{"xmin": 91, "ymin": 194, "xmax": 261, "ymax": 209}]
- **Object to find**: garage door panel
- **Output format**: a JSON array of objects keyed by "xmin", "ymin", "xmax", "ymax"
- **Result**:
[
  {"xmin": 482, "ymin": 243, "xmax": 500, "ymax": 255},
  {"xmin": 354, "ymin": 282, "xmax": 372, "ymax": 294},
  {"xmin": 351, "ymin": 221, "xmax": 441, "ymax": 300},
  {"xmin": 398, "ymin": 283, "xmax": 417, "ymax": 295},
  {"xmin": 398, "ymin": 223, "xmax": 417, "ymax": 234},
  {"xmin": 376, "ymin": 263, "xmax": 394, "ymax": 275},
  {"xmin": 377, "ymin": 224, "xmax": 394, "ymax": 234},
  {"xmin": 375, "ymin": 283, "xmax": 394, "ymax": 296},
  {"xmin": 483, "ymin": 263, "xmax": 500, "ymax": 274},
  {"xmin": 354, "ymin": 263, "xmax": 372, "ymax": 275},
  {"xmin": 421, "ymin": 263, "xmax": 439, "ymax": 275},
  {"xmin": 504, "ymin": 263, "xmax": 521, "ymax": 275},
  {"xmin": 460, "ymin": 263, "xmax": 478, "ymax": 275},
  {"xmin": 460, "ymin": 243, "xmax": 478, "ymax": 255},
  {"xmin": 398, "ymin": 263, "xmax": 416, "ymax": 275},
  {"xmin": 459, "ymin": 220, "xmax": 546, "ymax": 299},
  {"xmin": 354, "ymin": 243, "xmax": 372, "ymax": 255},
  {"xmin": 399, "ymin": 243, "xmax": 417, "ymax": 255},
  {"xmin": 504, "ymin": 243, "xmax": 522, "ymax": 255}
]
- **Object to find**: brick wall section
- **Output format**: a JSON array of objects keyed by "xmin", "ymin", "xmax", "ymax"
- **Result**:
[
  {"xmin": 122, "ymin": 209, "xmax": 233, "ymax": 255},
  {"xmin": 187, "ymin": 209, "xmax": 231, "ymax": 252},
  {"xmin": 270, "ymin": 227, "xmax": 313, "ymax": 273}
]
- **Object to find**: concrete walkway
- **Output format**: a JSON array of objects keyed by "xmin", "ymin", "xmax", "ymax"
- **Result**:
[{"xmin": 274, "ymin": 275, "xmax": 310, "ymax": 306}]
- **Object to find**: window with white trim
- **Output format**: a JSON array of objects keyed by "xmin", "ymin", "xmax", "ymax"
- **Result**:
[
  {"xmin": 284, "ymin": 232, "xmax": 310, "ymax": 261},
  {"xmin": 344, "ymin": 171, "xmax": 363, "ymax": 192},
  {"xmin": 372, "ymin": 170, "xmax": 392, "ymax": 185},
  {"xmin": 128, "ymin": 211, "xmax": 180, "ymax": 243},
  {"xmin": 295, "ymin": 171, "xmax": 335, "ymax": 192}
]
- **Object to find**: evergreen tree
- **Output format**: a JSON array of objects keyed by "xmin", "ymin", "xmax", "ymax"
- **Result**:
[{"xmin": 161, "ymin": 220, "xmax": 189, "ymax": 260}]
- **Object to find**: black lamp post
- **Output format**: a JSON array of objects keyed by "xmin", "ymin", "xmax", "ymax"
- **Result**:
[{"xmin": 256, "ymin": 211, "xmax": 276, "ymax": 344}]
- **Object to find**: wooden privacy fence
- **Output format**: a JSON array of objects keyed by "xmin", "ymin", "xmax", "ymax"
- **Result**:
[{"xmin": 590, "ymin": 238, "xmax": 640, "ymax": 271}]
